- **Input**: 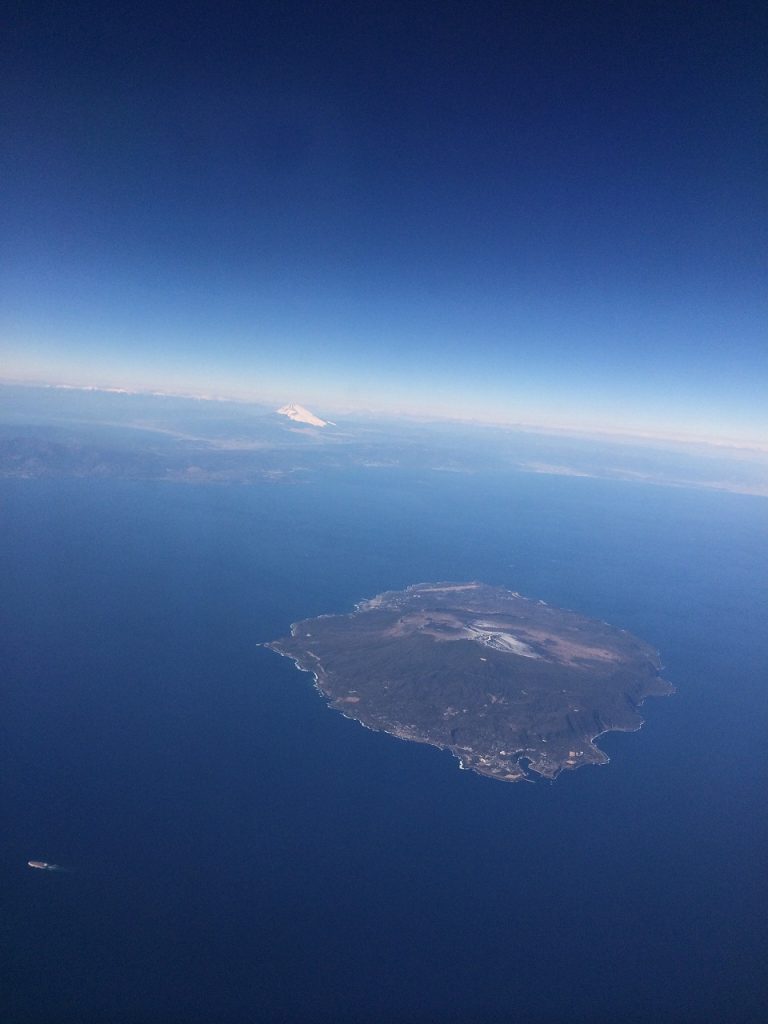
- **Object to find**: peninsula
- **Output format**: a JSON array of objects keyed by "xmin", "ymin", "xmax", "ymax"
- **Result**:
[{"xmin": 266, "ymin": 582, "xmax": 674, "ymax": 782}]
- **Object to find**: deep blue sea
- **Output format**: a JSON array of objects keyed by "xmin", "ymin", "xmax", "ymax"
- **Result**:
[{"xmin": 2, "ymin": 470, "xmax": 767, "ymax": 1024}]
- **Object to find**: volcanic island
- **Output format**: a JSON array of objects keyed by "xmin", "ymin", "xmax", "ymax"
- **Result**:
[{"xmin": 266, "ymin": 582, "xmax": 674, "ymax": 783}]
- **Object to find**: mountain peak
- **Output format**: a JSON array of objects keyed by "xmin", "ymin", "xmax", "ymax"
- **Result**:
[{"xmin": 277, "ymin": 403, "xmax": 331, "ymax": 427}]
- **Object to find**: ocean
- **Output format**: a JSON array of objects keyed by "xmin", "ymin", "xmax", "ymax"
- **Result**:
[{"xmin": 2, "ymin": 470, "xmax": 766, "ymax": 1023}]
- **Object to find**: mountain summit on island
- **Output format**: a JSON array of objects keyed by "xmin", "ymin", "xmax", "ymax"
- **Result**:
[{"xmin": 276, "ymin": 403, "xmax": 332, "ymax": 427}]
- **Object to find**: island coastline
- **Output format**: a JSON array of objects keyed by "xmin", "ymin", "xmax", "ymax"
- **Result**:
[{"xmin": 266, "ymin": 582, "xmax": 674, "ymax": 783}]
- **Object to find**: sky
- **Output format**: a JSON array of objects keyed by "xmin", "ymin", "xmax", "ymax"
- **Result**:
[{"xmin": 2, "ymin": 1, "xmax": 766, "ymax": 441}]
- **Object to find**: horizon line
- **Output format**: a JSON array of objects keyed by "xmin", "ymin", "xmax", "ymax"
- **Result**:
[{"xmin": 1, "ymin": 374, "xmax": 767, "ymax": 456}]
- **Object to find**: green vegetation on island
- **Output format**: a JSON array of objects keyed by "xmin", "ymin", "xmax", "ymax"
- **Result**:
[{"xmin": 267, "ymin": 582, "xmax": 674, "ymax": 783}]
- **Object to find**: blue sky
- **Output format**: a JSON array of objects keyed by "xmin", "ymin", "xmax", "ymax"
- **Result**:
[{"xmin": 2, "ymin": 2, "xmax": 766, "ymax": 440}]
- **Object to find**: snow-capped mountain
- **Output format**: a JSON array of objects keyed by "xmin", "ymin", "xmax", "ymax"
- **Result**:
[{"xmin": 276, "ymin": 403, "xmax": 332, "ymax": 427}]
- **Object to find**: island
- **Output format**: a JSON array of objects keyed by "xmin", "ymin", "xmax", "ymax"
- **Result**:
[{"xmin": 265, "ymin": 582, "xmax": 674, "ymax": 782}]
